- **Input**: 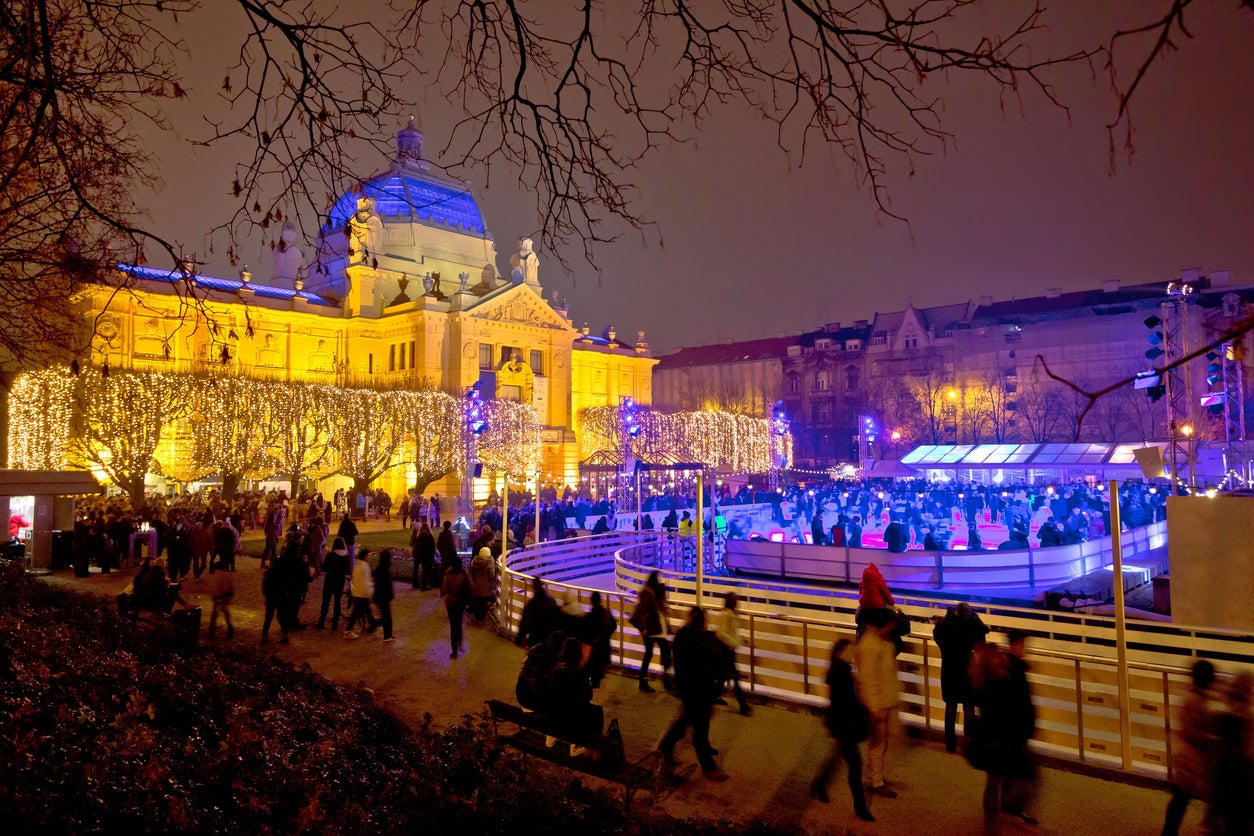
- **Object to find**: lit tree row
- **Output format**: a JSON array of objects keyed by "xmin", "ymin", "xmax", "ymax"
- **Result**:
[
  {"xmin": 577, "ymin": 405, "xmax": 791, "ymax": 474},
  {"xmin": 8, "ymin": 367, "xmax": 542, "ymax": 502}
]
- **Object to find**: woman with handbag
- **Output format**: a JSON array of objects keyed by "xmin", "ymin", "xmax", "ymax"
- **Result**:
[{"xmin": 630, "ymin": 570, "xmax": 671, "ymax": 692}]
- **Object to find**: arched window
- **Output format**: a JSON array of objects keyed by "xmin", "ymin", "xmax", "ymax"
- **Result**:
[
  {"xmin": 814, "ymin": 370, "xmax": 830, "ymax": 392},
  {"xmin": 846, "ymin": 365, "xmax": 860, "ymax": 391}
]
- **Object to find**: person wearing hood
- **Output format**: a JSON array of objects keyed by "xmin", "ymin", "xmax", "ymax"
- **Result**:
[
  {"xmin": 410, "ymin": 522, "xmax": 437, "ymax": 590},
  {"xmin": 856, "ymin": 562, "xmax": 894, "ymax": 636},
  {"xmin": 317, "ymin": 537, "xmax": 351, "ymax": 630},
  {"xmin": 373, "ymin": 549, "xmax": 395, "ymax": 641},
  {"xmin": 468, "ymin": 546, "xmax": 496, "ymax": 624}
]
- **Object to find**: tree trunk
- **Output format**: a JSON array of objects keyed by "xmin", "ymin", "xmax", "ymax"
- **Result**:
[
  {"xmin": 124, "ymin": 474, "xmax": 146, "ymax": 510},
  {"xmin": 221, "ymin": 471, "xmax": 242, "ymax": 501}
]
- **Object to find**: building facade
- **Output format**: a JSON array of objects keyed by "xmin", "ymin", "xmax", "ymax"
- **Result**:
[
  {"xmin": 66, "ymin": 122, "xmax": 655, "ymax": 500},
  {"xmin": 653, "ymin": 272, "xmax": 1254, "ymax": 469}
]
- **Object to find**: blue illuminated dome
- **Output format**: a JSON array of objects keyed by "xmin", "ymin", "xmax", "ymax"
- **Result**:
[{"xmin": 327, "ymin": 118, "xmax": 487, "ymax": 235}]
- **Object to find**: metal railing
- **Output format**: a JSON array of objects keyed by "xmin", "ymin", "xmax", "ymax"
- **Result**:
[{"xmin": 497, "ymin": 530, "xmax": 1253, "ymax": 780}]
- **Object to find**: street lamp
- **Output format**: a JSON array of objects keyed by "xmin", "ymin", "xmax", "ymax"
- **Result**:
[
  {"xmin": 769, "ymin": 400, "xmax": 790, "ymax": 491},
  {"xmin": 945, "ymin": 389, "xmax": 959, "ymax": 443}
]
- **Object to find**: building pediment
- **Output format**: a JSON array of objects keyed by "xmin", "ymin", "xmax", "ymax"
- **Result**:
[{"xmin": 468, "ymin": 285, "xmax": 572, "ymax": 331}]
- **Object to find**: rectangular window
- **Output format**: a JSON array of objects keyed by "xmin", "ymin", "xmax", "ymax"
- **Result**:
[
  {"xmin": 389, "ymin": 345, "xmax": 396, "ymax": 372},
  {"xmin": 368, "ymin": 353, "xmax": 374, "ymax": 375},
  {"xmin": 410, "ymin": 341, "xmax": 416, "ymax": 369},
  {"xmin": 500, "ymin": 345, "xmax": 519, "ymax": 366},
  {"xmin": 479, "ymin": 344, "xmax": 493, "ymax": 369},
  {"xmin": 530, "ymin": 349, "xmax": 544, "ymax": 376}
]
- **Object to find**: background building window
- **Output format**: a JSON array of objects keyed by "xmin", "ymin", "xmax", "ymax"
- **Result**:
[
  {"xmin": 787, "ymin": 375, "xmax": 799, "ymax": 394},
  {"xmin": 388, "ymin": 345, "xmax": 396, "ymax": 372},
  {"xmin": 846, "ymin": 365, "xmax": 860, "ymax": 391},
  {"xmin": 814, "ymin": 370, "xmax": 830, "ymax": 392},
  {"xmin": 479, "ymin": 343, "xmax": 493, "ymax": 369},
  {"xmin": 530, "ymin": 349, "xmax": 544, "ymax": 375}
]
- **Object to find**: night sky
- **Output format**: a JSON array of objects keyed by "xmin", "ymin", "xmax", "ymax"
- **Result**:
[{"xmin": 139, "ymin": 2, "xmax": 1254, "ymax": 354}]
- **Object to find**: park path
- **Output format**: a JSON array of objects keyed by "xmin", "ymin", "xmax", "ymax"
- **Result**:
[{"xmin": 46, "ymin": 524, "xmax": 1202, "ymax": 835}]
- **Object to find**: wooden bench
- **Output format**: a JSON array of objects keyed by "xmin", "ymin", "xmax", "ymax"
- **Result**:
[{"xmin": 485, "ymin": 699, "xmax": 660, "ymax": 809}]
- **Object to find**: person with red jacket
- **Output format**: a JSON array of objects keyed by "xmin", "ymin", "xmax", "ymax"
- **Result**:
[{"xmin": 857, "ymin": 562, "xmax": 895, "ymax": 636}]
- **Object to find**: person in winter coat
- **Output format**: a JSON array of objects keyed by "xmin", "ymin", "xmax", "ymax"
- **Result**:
[
  {"xmin": 810, "ymin": 638, "xmax": 874, "ymax": 822},
  {"xmin": 436, "ymin": 520, "xmax": 458, "ymax": 580},
  {"xmin": 516, "ymin": 631, "xmax": 565, "ymax": 711},
  {"xmin": 580, "ymin": 591, "xmax": 617, "ymax": 688},
  {"xmin": 631, "ymin": 570, "xmax": 673, "ymax": 692},
  {"xmin": 411, "ymin": 523, "xmax": 437, "ymax": 590},
  {"xmin": 441, "ymin": 556, "xmax": 469, "ymax": 658},
  {"xmin": 1161, "ymin": 659, "xmax": 1222, "ymax": 836},
  {"xmin": 373, "ymin": 549, "xmax": 396, "ymax": 641},
  {"xmin": 1212, "ymin": 670, "xmax": 1254, "ymax": 836},
  {"xmin": 855, "ymin": 609, "xmax": 901, "ymax": 799},
  {"xmin": 549, "ymin": 636, "xmax": 604, "ymax": 750},
  {"xmin": 714, "ymin": 591, "xmax": 750, "ymax": 714},
  {"xmin": 933, "ymin": 602, "xmax": 989, "ymax": 753},
  {"xmin": 515, "ymin": 577, "xmax": 561, "ymax": 650},
  {"xmin": 336, "ymin": 512, "xmax": 359, "ymax": 562},
  {"xmin": 207, "ymin": 566, "xmax": 234, "ymax": 639},
  {"xmin": 468, "ymin": 547, "xmax": 496, "ymax": 623},
  {"xmin": 975, "ymin": 630, "xmax": 1038, "ymax": 833},
  {"xmin": 658, "ymin": 606, "xmax": 724, "ymax": 777},
  {"xmin": 345, "ymin": 549, "xmax": 376, "ymax": 637},
  {"xmin": 317, "ymin": 537, "xmax": 351, "ymax": 630}
]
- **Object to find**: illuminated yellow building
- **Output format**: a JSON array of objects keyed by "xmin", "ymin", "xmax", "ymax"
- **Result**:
[{"xmin": 72, "ymin": 121, "xmax": 655, "ymax": 500}]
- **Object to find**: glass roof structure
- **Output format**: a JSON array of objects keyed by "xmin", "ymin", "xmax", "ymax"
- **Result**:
[{"xmin": 901, "ymin": 442, "xmax": 1162, "ymax": 468}]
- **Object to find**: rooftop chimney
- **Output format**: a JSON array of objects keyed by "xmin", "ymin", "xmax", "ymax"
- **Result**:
[
  {"xmin": 978, "ymin": 295, "xmax": 993, "ymax": 307},
  {"xmin": 854, "ymin": 319, "xmax": 868, "ymax": 329},
  {"xmin": 1211, "ymin": 270, "xmax": 1231, "ymax": 288},
  {"xmin": 1102, "ymin": 279, "xmax": 1120, "ymax": 293},
  {"xmin": 1181, "ymin": 267, "xmax": 1203, "ymax": 284},
  {"xmin": 1045, "ymin": 288, "xmax": 1062, "ymax": 299}
]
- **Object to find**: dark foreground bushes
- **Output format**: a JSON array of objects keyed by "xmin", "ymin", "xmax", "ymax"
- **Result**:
[{"xmin": 0, "ymin": 565, "xmax": 793, "ymax": 835}]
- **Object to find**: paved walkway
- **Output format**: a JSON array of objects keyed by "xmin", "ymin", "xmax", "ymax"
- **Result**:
[{"xmin": 46, "ymin": 533, "xmax": 1206, "ymax": 835}]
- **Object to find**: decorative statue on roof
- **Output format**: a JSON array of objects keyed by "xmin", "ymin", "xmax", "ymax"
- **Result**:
[
  {"xmin": 509, "ymin": 237, "xmax": 540, "ymax": 286},
  {"xmin": 348, "ymin": 196, "xmax": 383, "ymax": 266},
  {"xmin": 271, "ymin": 221, "xmax": 305, "ymax": 287}
]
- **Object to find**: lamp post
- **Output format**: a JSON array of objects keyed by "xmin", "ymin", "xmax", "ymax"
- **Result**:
[{"xmin": 946, "ymin": 389, "xmax": 959, "ymax": 443}]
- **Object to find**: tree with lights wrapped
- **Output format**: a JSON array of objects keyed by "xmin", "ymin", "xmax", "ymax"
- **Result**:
[
  {"xmin": 7, "ymin": 368, "xmax": 74, "ymax": 469},
  {"xmin": 478, "ymin": 400, "xmax": 542, "ymax": 484},
  {"xmin": 395, "ymin": 386, "xmax": 462, "ymax": 494},
  {"xmin": 68, "ymin": 368, "xmax": 191, "ymax": 506},
  {"xmin": 328, "ymin": 387, "xmax": 405, "ymax": 496},
  {"xmin": 187, "ymin": 373, "xmax": 280, "ymax": 498},
  {"xmin": 266, "ymin": 381, "xmax": 332, "ymax": 499}
]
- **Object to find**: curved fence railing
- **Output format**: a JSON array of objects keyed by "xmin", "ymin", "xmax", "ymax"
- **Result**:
[
  {"xmin": 724, "ymin": 521, "xmax": 1168, "ymax": 590},
  {"xmin": 498, "ymin": 528, "xmax": 1253, "ymax": 781}
]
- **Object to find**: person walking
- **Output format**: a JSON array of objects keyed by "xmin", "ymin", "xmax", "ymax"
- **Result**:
[
  {"xmin": 855, "ymin": 609, "xmax": 901, "ymax": 799},
  {"xmin": 658, "ymin": 606, "xmax": 724, "ymax": 778},
  {"xmin": 441, "ymin": 555, "xmax": 469, "ymax": 659},
  {"xmin": 206, "ymin": 566, "xmax": 235, "ymax": 639},
  {"xmin": 1161, "ymin": 658, "xmax": 1222, "ymax": 836},
  {"xmin": 933, "ymin": 602, "xmax": 989, "ymax": 753},
  {"xmin": 856, "ymin": 562, "xmax": 894, "ymax": 636},
  {"xmin": 630, "ymin": 570, "xmax": 672, "ymax": 693},
  {"xmin": 810, "ymin": 638, "xmax": 874, "ymax": 822},
  {"xmin": 1213, "ymin": 670, "xmax": 1254, "ymax": 836},
  {"xmin": 316, "ymin": 537, "xmax": 350, "ymax": 630},
  {"xmin": 713, "ymin": 591, "xmax": 750, "ymax": 715},
  {"xmin": 260, "ymin": 502, "xmax": 283, "ymax": 568},
  {"xmin": 260, "ymin": 560, "xmax": 290, "ymax": 645},
  {"xmin": 373, "ymin": 548, "xmax": 396, "ymax": 641},
  {"xmin": 975, "ymin": 630, "xmax": 1039, "ymax": 834},
  {"xmin": 345, "ymin": 549, "xmax": 375, "ymax": 638},
  {"xmin": 468, "ymin": 546, "xmax": 495, "ymax": 624}
]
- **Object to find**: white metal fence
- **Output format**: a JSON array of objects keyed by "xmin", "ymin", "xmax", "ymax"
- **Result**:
[{"xmin": 497, "ymin": 531, "xmax": 1254, "ymax": 780}]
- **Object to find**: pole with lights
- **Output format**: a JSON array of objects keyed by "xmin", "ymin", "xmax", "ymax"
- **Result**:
[
  {"xmin": 462, "ymin": 382, "xmax": 488, "ymax": 528},
  {"xmin": 618, "ymin": 396, "xmax": 641, "ymax": 524},
  {"xmin": 769, "ymin": 400, "xmax": 790, "ymax": 492}
]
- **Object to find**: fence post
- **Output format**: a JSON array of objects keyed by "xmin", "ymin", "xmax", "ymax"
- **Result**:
[
  {"xmin": 934, "ymin": 550, "xmax": 944, "ymax": 589},
  {"xmin": 1028, "ymin": 547, "xmax": 1036, "ymax": 589}
]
